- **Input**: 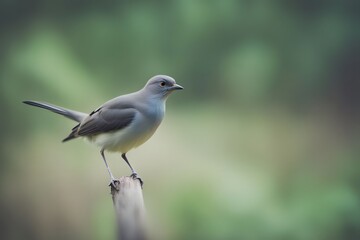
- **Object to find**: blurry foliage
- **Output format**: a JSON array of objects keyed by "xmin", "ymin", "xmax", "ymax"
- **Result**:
[{"xmin": 0, "ymin": 1, "xmax": 359, "ymax": 240}]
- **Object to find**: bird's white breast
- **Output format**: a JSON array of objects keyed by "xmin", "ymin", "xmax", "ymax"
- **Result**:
[{"xmin": 88, "ymin": 99, "xmax": 165, "ymax": 153}]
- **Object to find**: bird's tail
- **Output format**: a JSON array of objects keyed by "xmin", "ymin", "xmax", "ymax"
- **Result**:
[{"xmin": 23, "ymin": 100, "xmax": 87, "ymax": 123}]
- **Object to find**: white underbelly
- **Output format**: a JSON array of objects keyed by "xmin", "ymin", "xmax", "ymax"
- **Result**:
[
  {"xmin": 86, "ymin": 99, "xmax": 165, "ymax": 153},
  {"xmin": 86, "ymin": 114, "xmax": 162, "ymax": 153}
]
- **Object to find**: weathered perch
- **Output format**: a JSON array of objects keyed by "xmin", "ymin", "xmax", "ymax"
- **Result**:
[{"xmin": 110, "ymin": 177, "xmax": 147, "ymax": 240}]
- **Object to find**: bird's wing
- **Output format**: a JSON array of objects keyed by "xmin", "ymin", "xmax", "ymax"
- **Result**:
[{"xmin": 77, "ymin": 107, "xmax": 136, "ymax": 136}]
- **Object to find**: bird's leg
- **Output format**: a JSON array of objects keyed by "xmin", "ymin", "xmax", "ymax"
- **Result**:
[
  {"xmin": 100, "ymin": 149, "xmax": 119, "ymax": 187},
  {"xmin": 121, "ymin": 153, "xmax": 143, "ymax": 187}
]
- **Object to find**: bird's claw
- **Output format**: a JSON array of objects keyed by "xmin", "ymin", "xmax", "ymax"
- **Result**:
[
  {"xmin": 109, "ymin": 179, "xmax": 120, "ymax": 188},
  {"xmin": 130, "ymin": 172, "xmax": 144, "ymax": 188}
]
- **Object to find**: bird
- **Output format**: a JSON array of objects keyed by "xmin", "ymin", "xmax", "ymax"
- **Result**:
[{"xmin": 23, "ymin": 75, "xmax": 183, "ymax": 187}]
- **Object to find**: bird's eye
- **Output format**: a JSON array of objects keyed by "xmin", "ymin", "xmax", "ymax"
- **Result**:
[{"xmin": 160, "ymin": 81, "xmax": 166, "ymax": 87}]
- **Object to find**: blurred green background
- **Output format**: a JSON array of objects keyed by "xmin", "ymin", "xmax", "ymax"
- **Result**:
[{"xmin": 1, "ymin": 1, "xmax": 359, "ymax": 239}]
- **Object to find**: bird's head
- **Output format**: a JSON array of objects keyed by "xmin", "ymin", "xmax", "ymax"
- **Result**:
[{"xmin": 144, "ymin": 75, "xmax": 183, "ymax": 99}]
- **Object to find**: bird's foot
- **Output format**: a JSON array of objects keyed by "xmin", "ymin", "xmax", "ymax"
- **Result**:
[
  {"xmin": 130, "ymin": 172, "xmax": 144, "ymax": 188},
  {"xmin": 108, "ymin": 178, "xmax": 120, "ymax": 189}
]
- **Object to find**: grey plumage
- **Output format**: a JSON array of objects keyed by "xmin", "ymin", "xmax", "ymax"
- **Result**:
[
  {"xmin": 22, "ymin": 100, "xmax": 87, "ymax": 122},
  {"xmin": 63, "ymin": 108, "xmax": 135, "ymax": 142},
  {"xmin": 23, "ymin": 75, "xmax": 183, "ymax": 186}
]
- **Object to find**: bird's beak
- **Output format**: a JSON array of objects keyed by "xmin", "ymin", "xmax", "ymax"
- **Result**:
[{"xmin": 170, "ymin": 84, "xmax": 184, "ymax": 90}]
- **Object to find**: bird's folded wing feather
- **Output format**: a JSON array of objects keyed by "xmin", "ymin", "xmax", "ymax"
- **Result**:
[{"xmin": 77, "ymin": 107, "xmax": 136, "ymax": 136}]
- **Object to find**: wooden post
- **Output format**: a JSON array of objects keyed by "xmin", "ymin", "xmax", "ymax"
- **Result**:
[{"xmin": 110, "ymin": 177, "xmax": 147, "ymax": 240}]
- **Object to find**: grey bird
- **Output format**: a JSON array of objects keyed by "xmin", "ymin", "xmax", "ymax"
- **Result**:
[{"xmin": 23, "ymin": 75, "xmax": 183, "ymax": 187}]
